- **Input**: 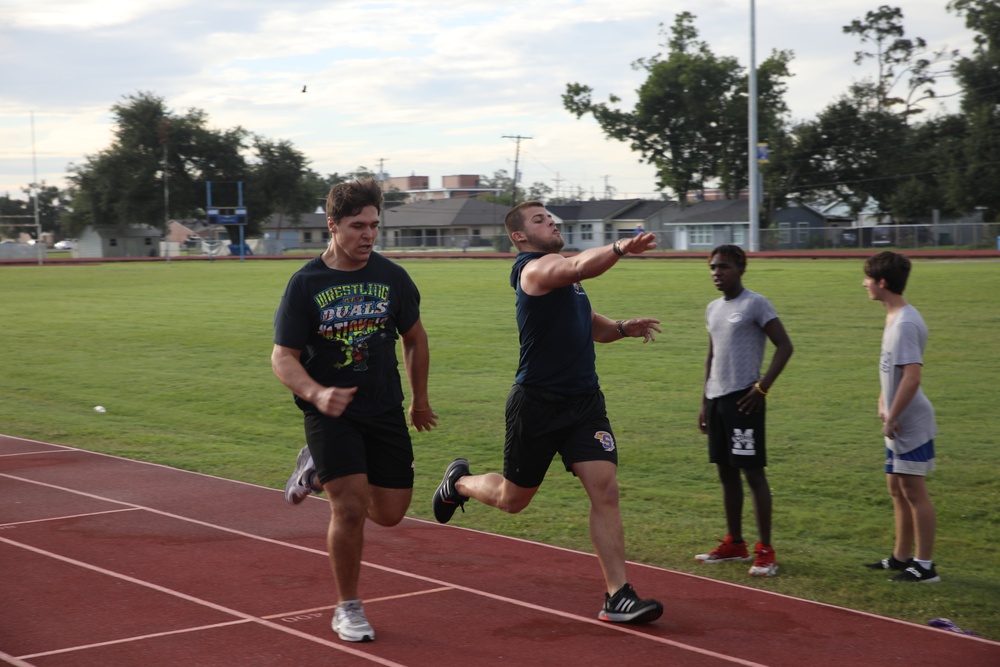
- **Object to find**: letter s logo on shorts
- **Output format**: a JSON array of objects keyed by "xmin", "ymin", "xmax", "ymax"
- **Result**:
[{"xmin": 594, "ymin": 431, "xmax": 616, "ymax": 452}]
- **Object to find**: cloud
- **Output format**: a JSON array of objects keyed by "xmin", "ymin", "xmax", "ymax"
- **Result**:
[{"xmin": 0, "ymin": 0, "xmax": 980, "ymax": 199}]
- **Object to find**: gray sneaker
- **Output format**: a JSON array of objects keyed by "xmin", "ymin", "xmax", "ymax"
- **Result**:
[
  {"xmin": 332, "ymin": 600, "xmax": 375, "ymax": 642},
  {"xmin": 284, "ymin": 446, "xmax": 315, "ymax": 505}
]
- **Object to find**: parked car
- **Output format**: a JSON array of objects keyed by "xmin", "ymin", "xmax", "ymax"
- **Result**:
[
  {"xmin": 871, "ymin": 227, "xmax": 892, "ymax": 247},
  {"xmin": 54, "ymin": 239, "xmax": 77, "ymax": 250}
]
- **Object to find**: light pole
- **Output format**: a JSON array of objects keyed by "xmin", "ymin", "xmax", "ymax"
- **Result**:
[{"xmin": 748, "ymin": 0, "xmax": 760, "ymax": 252}]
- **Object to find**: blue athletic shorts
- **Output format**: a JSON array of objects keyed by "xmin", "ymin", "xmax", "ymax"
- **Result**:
[{"xmin": 885, "ymin": 439, "xmax": 936, "ymax": 475}]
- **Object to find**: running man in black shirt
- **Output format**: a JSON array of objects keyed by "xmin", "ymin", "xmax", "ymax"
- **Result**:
[{"xmin": 273, "ymin": 178, "xmax": 436, "ymax": 643}]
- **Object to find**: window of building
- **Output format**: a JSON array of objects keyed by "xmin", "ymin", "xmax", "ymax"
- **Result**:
[
  {"xmin": 303, "ymin": 231, "xmax": 313, "ymax": 243},
  {"xmin": 797, "ymin": 222, "xmax": 809, "ymax": 243},
  {"xmin": 581, "ymin": 223, "xmax": 593, "ymax": 240},
  {"xmin": 689, "ymin": 226, "xmax": 713, "ymax": 245},
  {"xmin": 778, "ymin": 222, "xmax": 791, "ymax": 244}
]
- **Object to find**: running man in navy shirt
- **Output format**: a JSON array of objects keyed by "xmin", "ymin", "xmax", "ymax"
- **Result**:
[{"xmin": 433, "ymin": 200, "xmax": 664, "ymax": 624}]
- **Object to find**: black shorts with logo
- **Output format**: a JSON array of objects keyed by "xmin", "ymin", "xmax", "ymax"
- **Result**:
[
  {"xmin": 303, "ymin": 407, "xmax": 414, "ymax": 489},
  {"xmin": 705, "ymin": 386, "xmax": 767, "ymax": 468},
  {"xmin": 503, "ymin": 384, "xmax": 618, "ymax": 488}
]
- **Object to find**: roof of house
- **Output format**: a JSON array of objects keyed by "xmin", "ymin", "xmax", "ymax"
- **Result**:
[
  {"xmin": 260, "ymin": 212, "xmax": 327, "ymax": 230},
  {"xmin": 383, "ymin": 197, "xmax": 509, "ymax": 228},
  {"xmin": 661, "ymin": 199, "xmax": 749, "ymax": 224},
  {"xmin": 773, "ymin": 203, "xmax": 854, "ymax": 224},
  {"xmin": 548, "ymin": 199, "xmax": 674, "ymax": 223}
]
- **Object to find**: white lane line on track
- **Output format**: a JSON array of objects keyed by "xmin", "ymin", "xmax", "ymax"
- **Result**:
[
  {"xmin": 1, "ymin": 536, "xmax": 409, "ymax": 667},
  {"xmin": 1, "ymin": 507, "xmax": 141, "ymax": 527},
  {"xmin": 1, "ymin": 469, "xmax": 767, "ymax": 666}
]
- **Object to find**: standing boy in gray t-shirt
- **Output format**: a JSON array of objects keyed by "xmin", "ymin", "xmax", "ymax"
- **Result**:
[
  {"xmin": 696, "ymin": 245, "xmax": 793, "ymax": 577},
  {"xmin": 862, "ymin": 251, "xmax": 940, "ymax": 583}
]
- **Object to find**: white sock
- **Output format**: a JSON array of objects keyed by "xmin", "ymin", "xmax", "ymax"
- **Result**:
[{"xmin": 914, "ymin": 558, "xmax": 932, "ymax": 569}]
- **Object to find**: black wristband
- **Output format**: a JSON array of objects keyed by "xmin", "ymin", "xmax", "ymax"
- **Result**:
[
  {"xmin": 616, "ymin": 320, "xmax": 626, "ymax": 337},
  {"xmin": 612, "ymin": 240, "xmax": 625, "ymax": 257}
]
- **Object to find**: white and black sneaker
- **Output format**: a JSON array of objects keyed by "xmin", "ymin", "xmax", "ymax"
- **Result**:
[
  {"xmin": 332, "ymin": 600, "xmax": 375, "ymax": 642},
  {"xmin": 890, "ymin": 561, "xmax": 941, "ymax": 583},
  {"xmin": 864, "ymin": 554, "xmax": 908, "ymax": 571},
  {"xmin": 284, "ymin": 446, "xmax": 317, "ymax": 505},
  {"xmin": 598, "ymin": 583, "xmax": 663, "ymax": 624}
]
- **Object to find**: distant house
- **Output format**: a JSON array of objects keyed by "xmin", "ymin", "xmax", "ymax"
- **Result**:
[
  {"xmin": 547, "ymin": 199, "xmax": 675, "ymax": 250},
  {"xmin": 259, "ymin": 197, "xmax": 511, "ymax": 250},
  {"xmin": 76, "ymin": 225, "xmax": 161, "ymax": 258},
  {"xmin": 259, "ymin": 212, "xmax": 329, "ymax": 252},
  {"xmin": 651, "ymin": 199, "xmax": 749, "ymax": 251},
  {"xmin": 771, "ymin": 204, "xmax": 855, "ymax": 249},
  {"xmin": 382, "ymin": 197, "xmax": 509, "ymax": 247}
]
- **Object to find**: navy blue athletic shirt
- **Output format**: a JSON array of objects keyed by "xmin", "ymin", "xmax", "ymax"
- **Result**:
[{"xmin": 510, "ymin": 251, "xmax": 598, "ymax": 395}]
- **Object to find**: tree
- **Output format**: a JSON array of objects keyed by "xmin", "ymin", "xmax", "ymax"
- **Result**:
[
  {"xmin": 242, "ymin": 137, "xmax": 314, "ymax": 242},
  {"xmin": 768, "ymin": 6, "xmax": 957, "ymax": 219},
  {"xmin": 946, "ymin": 0, "xmax": 1000, "ymax": 220},
  {"xmin": 478, "ymin": 169, "xmax": 529, "ymax": 207},
  {"xmin": 770, "ymin": 82, "xmax": 909, "ymax": 217},
  {"xmin": 62, "ymin": 91, "xmax": 321, "ymax": 240},
  {"xmin": 64, "ymin": 92, "xmax": 247, "ymax": 235},
  {"xmin": 842, "ymin": 5, "xmax": 955, "ymax": 120},
  {"xmin": 563, "ymin": 13, "xmax": 792, "ymax": 205}
]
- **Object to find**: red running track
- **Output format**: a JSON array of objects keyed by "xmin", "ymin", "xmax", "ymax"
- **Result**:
[{"xmin": 2, "ymin": 434, "xmax": 997, "ymax": 667}]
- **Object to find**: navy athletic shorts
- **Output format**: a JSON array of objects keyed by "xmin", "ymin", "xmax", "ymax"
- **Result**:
[{"xmin": 503, "ymin": 384, "xmax": 618, "ymax": 488}]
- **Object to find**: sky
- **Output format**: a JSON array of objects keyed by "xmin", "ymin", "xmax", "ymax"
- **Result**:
[{"xmin": 0, "ymin": 0, "xmax": 979, "ymax": 203}]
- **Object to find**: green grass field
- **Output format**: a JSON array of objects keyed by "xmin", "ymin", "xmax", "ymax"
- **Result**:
[{"xmin": 2, "ymin": 257, "xmax": 998, "ymax": 639}]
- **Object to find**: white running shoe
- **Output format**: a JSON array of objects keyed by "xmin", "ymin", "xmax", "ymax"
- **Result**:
[
  {"xmin": 332, "ymin": 600, "xmax": 375, "ymax": 642},
  {"xmin": 283, "ymin": 446, "xmax": 315, "ymax": 505}
]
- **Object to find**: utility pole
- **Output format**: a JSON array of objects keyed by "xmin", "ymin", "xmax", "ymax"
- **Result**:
[
  {"xmin": 375, "ymin": 158, "xmax": 389, "ymax": 250},
  {"xmin": 502, "ymin": 135, "xmax": 532, "ymax": 205},
  {"xmin": 158, "ymin": 119, "xmax": 171, "ymax": 262},
  {"xmin": 553, "ymin": 172, "xmax": 563, "ymax": 201},
  {"xmin": 31, "ymin": 111, "xmax": 41, "ymax": 265}
]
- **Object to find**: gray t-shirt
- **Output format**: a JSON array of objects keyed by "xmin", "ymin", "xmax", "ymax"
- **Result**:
[
  {"xmin": 879, "ymin": 304, "xmax": 937, "ymax": 453},
  {"xmin": 705, "ymin": 289, "xmax": 778, "ymax": 399}
]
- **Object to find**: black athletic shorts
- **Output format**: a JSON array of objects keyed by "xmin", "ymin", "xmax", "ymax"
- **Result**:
[
  {"xmin": 503, "ymin": 384, "xmax": 618, "ymax": 489},
  {"xmin": 705, "ymin": 386, "xmax": 767, "ymax": 468},
  {"xmin": 303, "ymin": 408, "xmax": 414, "ymax": 489}
]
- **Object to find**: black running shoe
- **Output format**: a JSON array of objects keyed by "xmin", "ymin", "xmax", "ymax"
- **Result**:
[
  {"xmin": 864, "ymin": 555, "xmax": 908, "ymax": 571},
  {"xmin": 890, "ymin": 561, "xmax": 941, "ymax": 583},
  {"xmin": 598, "ymin": 583, "xmax": 663, "ymax": 624},
  {"xmin": 432, "ymin": 458, "xmax": 470, "ymax": 523}
]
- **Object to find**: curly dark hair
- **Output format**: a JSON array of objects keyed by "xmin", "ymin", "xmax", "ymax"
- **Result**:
[{"xmin": 709, "ymin": 244, "xmax": 746, "ymax": 270}]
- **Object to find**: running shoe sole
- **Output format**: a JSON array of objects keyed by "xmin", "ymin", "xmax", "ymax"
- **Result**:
[{"xmin": 599, "ymin": 600, "xmax": 664, "ymax": 624}]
